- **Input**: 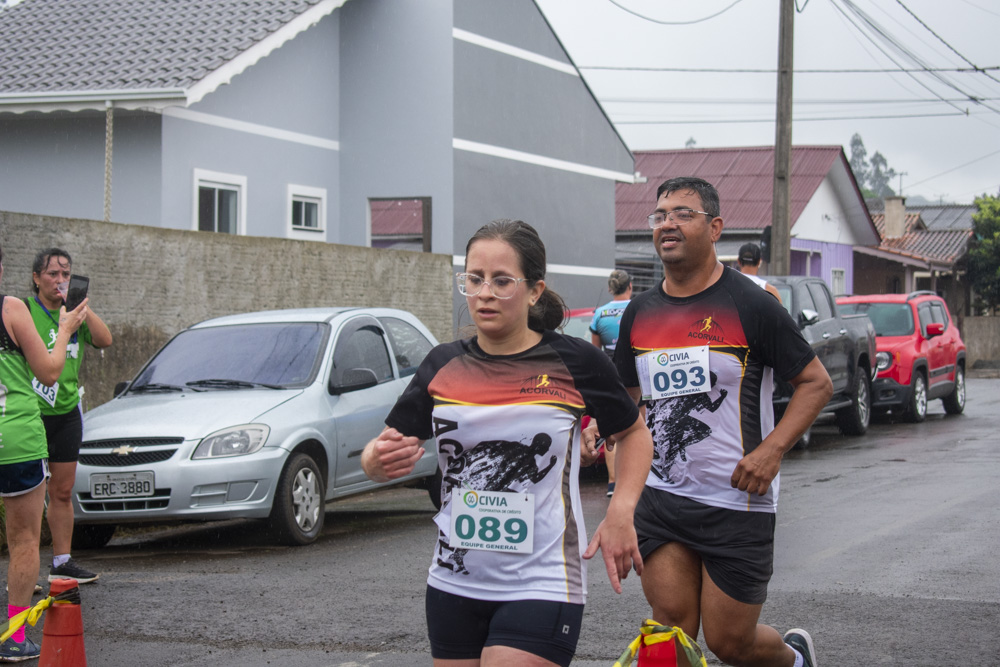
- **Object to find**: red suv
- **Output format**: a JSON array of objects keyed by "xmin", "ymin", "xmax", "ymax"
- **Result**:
[{"xmin": 836, "ymin": 291, "xmax": 965, "ymax": 422}]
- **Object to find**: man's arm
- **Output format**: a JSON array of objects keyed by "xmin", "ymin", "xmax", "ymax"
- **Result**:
[
  {"xmin": 730, "ymin": 356, "xmax": 832, "ymax": 495},
  {"xmin": 764, "ymin": 282, "xmax": 783, "ymax": 304}
]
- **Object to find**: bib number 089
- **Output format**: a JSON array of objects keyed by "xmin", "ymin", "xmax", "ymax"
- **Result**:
[{"xmin": 454, "ymin": 515, "xmax": 528, "ymax": 544}]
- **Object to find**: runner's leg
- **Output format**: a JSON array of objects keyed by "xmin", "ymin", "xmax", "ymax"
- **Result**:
[
  {"xmin": 639, "ymin": 541, "xmax": 703, "ymax": 639},
  {"xmin": 46, "ymin": 461, "xmax": 77, "ymax": 557},
  {"xmin": 3, "ymin": 484, "xmax": 46, "ymax": 606}
]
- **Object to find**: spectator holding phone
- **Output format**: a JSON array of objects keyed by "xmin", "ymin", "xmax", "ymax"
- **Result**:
[
  {"xmin": 1, "ymin": 243, "xmax": 89, "ymax": 661},
  {"xmin": 26, "ymin": 248, "xmax": 112, "ymax": 584}
]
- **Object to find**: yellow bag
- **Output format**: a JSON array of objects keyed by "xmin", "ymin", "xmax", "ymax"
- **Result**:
[{"xmin": 613, "ymin": 619, "xmax": 708, "ymax": 667}]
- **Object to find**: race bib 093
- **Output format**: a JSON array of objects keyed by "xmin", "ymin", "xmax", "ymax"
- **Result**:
[{"xmin": 638, "ymin": 345, "xmax": 710, "ymax": 401}]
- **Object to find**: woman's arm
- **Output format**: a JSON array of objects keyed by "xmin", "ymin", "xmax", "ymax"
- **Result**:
[
  {"xmin": 361, "ymin": 426, "xmax": 428, "ymax": 483},
  {"xmin": 5, "ymin": 297, "xmax": 89, "ymax": 385},
  {"xmin": 84, "ymin": 308, "xmax": 113, "ymax": 349}
]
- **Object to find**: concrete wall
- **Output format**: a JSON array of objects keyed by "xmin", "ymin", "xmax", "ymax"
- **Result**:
[
  {"xmin": 964, "ymin": 316, "xmax": 1000, "ymax": 366},
  {"xmin": 0, "ymin": 211, "xmax": 453, "ymax": 411}
]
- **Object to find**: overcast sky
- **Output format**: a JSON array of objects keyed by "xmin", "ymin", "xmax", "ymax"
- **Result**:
[{"xmin": 535, "ymin": 0, "xmax": 1000, "ymax": 205}]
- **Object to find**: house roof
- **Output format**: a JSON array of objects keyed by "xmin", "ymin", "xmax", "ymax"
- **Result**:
[
  {"xmin": 0, "ymin": 0, "xmax": 344, "ymax": 112},
  {"xmin": 371, "ymin": 199, "xmax": 423, "ymax": 236},
  {"xmin": 865, "ymin": 219, "xmax": 972, "ymax": 268},
  {"xmin": 909, "ymin": 204, "xmax": 976, "ymax": 231},
  {"xmin": 617, "ymin": 146, "xmax": 877, "ymax": 243},
  {"xmin": 871, "ymin": 212, "xmax": 924, "ymax": 237}
]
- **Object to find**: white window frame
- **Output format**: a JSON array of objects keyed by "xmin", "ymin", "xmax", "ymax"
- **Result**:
[
  {"xmin": 193, "ymin": 168, "xmax": 247, "ymax": 235},
  {"xmin": 287, "ymin": 184, "xmax": 327, "ymax": 241},
  {"xmin": 831, "ymin": 268, "xmax": 846, "ymax": 296}
]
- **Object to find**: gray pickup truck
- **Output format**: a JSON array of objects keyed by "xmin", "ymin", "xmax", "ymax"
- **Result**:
[{"xmin": 768, "ymin": 276, "xmax": 877, "ymax": 444}]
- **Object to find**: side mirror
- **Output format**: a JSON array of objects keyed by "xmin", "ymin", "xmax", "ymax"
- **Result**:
[
  {"xmin": 799, "ymin": 309, "xmax": 820, "ymax": 327},
  {"xmin": 330, "ymin": 368, "xmax": 379, "ymax": 395},
  {"xmin": 926, "ymin": 322, "xmax": 944, "ymax": 337},
  {"xmin": 113, "ymin": 381, "xmax": 129, "ymax": 397}
]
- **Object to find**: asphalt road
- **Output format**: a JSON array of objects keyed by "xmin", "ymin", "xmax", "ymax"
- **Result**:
[{"xmin": 7, "ymin": 379, "xmax": 999, "ymax": 666}]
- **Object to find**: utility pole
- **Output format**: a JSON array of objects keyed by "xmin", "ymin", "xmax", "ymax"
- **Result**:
[
  {"xmin": 897, "ymin": 171, "xmax": 908, "ymax": 196},
  {"xmin": 771, "ymin": 0, "xmax": 794, "ymax": 275}
]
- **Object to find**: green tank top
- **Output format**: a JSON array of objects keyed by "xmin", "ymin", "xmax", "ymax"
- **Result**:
[
  {"xmin": 26, "ymin": 297, "xmax": 92, "ymax": 416},
  {"xmin": 0, "ymin": 296, "xmax": 48, "ymax": 464}
]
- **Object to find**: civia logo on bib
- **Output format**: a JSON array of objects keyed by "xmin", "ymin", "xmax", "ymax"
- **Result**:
[
  {"xmin": 655, "ymin": 352, "xmax": 670, "ymax": 366},
  {"xmin": 462, "ymin": 491, "xmax": 479, "ymax": 508}
]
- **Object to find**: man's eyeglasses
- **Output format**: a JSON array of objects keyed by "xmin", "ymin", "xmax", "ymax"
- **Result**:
[
  {"xmin": 456, "ymin": 273, "xmax": 528, "ymax": 299},
  {"xmin": 647, "ymin": 209, "xmax": 711, "ymax": 229}
]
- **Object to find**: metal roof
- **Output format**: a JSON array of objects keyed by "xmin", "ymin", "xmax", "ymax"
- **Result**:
[
  {"xmin": 616, "ymin": 145, "xmax": 869, "ymax": 233},
  {"xmin": 0, "ymin": 0, "xmax": 343, "ymax": 112},
  {"xmin": 909, "ymin": 205, "xmax": 976, "ymax": 231}
]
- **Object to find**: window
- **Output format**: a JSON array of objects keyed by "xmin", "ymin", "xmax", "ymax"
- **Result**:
[
  {"xmin": 930, "ymin": 301, "xmax": 949, "ymax": 331},
  {"xmin": 831, "ymin": 269, "xmax": 846, "ymax": 297},
  {"xmin": 380, "ymin": 317, "xmax": 434, "ymax": 377},
  {"xmin": 288, "ymin": 185, "xmax": 327, "ymax": 239},
  {"xmin": 331, "ymin": 319, "xmax": 393, "ymax": 389},
  {"xmin": 917, "ymin": 303, "xmax": 934, "ymax": 337},
  {"xmin": 806, "ymin": 283, "xmax": 834, "ymax": 320},
  {"xmin": 193, "ymin": 169, "xmax": 246, "ymax": 234}
]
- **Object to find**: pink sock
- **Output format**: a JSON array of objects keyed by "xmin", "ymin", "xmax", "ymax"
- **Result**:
[{"xmin": 7, "ymin": 605, "xmax": 28, "ymax": 643}]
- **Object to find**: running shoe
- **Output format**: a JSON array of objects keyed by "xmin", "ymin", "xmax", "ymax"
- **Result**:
[
  {"xmin": 0, "ymin": 636, "xmax": 41, "ymax": 662},
  {"xmin": 783, "ymin": 628, "xmax": 817, "ymax": 667},
  {"xmin": 48, "ymin": 558, "xmax": 99, "ymax": 584},
  {"xmin": 4, "ymin": 584, "xmax": 43, "ymax": 595},
  {"xmin": 606, "ymin": 482, "xmax": 615, "ymax": 497}
]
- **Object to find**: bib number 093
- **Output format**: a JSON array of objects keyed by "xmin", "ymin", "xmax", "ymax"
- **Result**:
[{"xmin": 651, "ymin": 366, "xmax": 705, "ymax": 393}]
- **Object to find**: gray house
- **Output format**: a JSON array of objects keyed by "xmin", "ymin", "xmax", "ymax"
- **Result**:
[{"xmin": 0, "ymin": 0, "xmax": 633, "ymax": 311}]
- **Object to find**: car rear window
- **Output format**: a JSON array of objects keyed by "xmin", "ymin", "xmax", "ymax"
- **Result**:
[
  {"xmin": 133, "ymin": 322, "xmax": 328, "ymax": 389},
  {"xmin": 840, "ymin": 302, "xmax": 914, "ymax": 336}
]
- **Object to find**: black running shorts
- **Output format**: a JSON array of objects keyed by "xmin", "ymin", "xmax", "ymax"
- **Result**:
[
  {"xmin": 425, "ymin": 585, "xmax": 584, "ymax": 667},
  {"xmin": 634, "ymin": 485, "xmax": 776, "ymax": 605},
  {"xmin": 41, "ymin": 407, "xmax": 83, "ymax": 463}
]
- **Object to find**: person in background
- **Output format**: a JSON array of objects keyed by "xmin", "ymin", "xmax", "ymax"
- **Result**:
[
  {"xmin": 615, "ymin": 177, "xmax": 831, "ymax": 667},
  {"xmin": 1, "ymin": 243, "xmax": 88, "ymax": 662},
  {"xmin": 362, "ymin": 219, "xmax": 652, "ymax": 667},
  {"xmin": 736, "ymin": 242, "xmax": 782, "ymax": 303},
  {"xmin": 589, "ymin": 269, "xmax": 633, "ymax": 497},
  {"xmin": 26, "ymin": 248, "xmax": 112, "ymax": 585}
]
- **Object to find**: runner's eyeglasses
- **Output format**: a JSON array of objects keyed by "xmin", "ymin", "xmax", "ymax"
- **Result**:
[
  {"xmin": 456, "ymin": 273, "xmax": 528, "ymax": 299},
  {"xmin": 647, "ymin": 209, "xmax": 711, "ymax": 228}
]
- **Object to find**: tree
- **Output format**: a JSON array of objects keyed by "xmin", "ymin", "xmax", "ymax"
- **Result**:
[
  {"xmin": 848, "ymin": 134, "xmax": 898, "ymax": 198},
  {"xmin": 849, "ymin": 133, "xmax": 870, "ymax": 188},
  {"xmin": 868, "ymin": 151, "xmax": 897, "ymax": 198},
  {"xmin": 967, "ymin": 193, "xmax": 1000, "ymax": 315}
]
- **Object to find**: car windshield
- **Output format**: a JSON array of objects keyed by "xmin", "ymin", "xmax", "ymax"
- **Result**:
[
  {"xmin": 131, "ymin": 322, "xmax": 327, "ymax": 390},
  {"xmin": 840, "ymin": 302, "xmax": 914, "ymax": 336}
]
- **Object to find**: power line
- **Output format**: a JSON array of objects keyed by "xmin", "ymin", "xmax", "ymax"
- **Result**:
[
  {"xmin": 895, "ymin": 0, "xmax": 1000, "ymax": 86},
  {"xmin": 605, "ymin": 0, "xmax": 746, "ymax": 25},
  {"xmin": 907, "ymin": 148, "xmax": 1000, "ymax": 188},
  {"xmin": 601, "ymin": 96, "xmax": 1000, "ymax": 105},
  {"xmin": 579, "ymin": 65, "xmax": 1000, "ymax": 74},
  {"xmin": 614, "ymin": 110, "xmax": 969, "ymax": 124}
]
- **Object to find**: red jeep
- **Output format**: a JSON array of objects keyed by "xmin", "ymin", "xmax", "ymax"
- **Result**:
[{"xmin": 836, "ymin": 291, "xmax": 965, "ymax": 422}]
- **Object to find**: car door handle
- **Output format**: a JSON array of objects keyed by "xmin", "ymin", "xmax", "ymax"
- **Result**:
[{"xmin": 822, "ymin": 332, "xmax": 831, "ymax": 339}]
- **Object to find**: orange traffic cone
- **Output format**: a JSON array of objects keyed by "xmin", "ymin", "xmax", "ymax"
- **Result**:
[{"xmin": 39, "ymin": 578, "xmax": 87, "ymax": 666}]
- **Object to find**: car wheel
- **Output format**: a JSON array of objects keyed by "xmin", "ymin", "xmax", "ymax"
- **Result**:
[
  {"xmin": 72, "ymin": 524, "xmax": 116, "ymax": 550},
  {"xmin": 426, "ymin": 467, "xmax": 443, "ymax": 510},
  {"xmin": 943, "ymin": 365, "xmax": 966, "ymax": 415},
  {"xmin": 836, "ymin": 368, "xmax": 871, "ymax": 436},
  {"xmin": 905, "ymin": 371, "xmax": 928, "ymax": 423},
  {"xmin": 269, "ymin": 452, "xmax": 325, "ymax": 546}
]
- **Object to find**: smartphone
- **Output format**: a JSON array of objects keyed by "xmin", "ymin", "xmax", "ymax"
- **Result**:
[{"xmin": 65, "ymin": 274, "xmax": 89, "ymax": 311}]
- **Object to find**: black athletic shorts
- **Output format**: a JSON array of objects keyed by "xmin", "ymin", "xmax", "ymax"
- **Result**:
[
  {"xmin": 41, "ymin": 406, "xmax": 83, "ymax": 463},
  {"xmin": 634, "ymin": 486, "xmax": 776, "ymax": 605},
  {"xmin": 425, "ymin": 585, "xmax": 584, "ymax": 667}
]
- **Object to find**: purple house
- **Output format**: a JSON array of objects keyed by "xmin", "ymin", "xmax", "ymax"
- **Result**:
[{"xmin": 615, "ymin": 146, "xmax": 880, "ymax": 295}]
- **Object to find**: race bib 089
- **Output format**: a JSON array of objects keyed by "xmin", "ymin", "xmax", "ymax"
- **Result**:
[
  {"xmin": 638, "ymin": 345, "xmax": 710, "ymax": 400},
  {"xmin": 31, "ymin": 377, "xmax": 59, "ymax": 408},
  {"xmin": 449, "ymin": 489, "xmax": 535, "ymax": 554}
]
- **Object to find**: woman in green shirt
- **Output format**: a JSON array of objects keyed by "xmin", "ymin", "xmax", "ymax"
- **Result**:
[
  {"xmin": 27, "ymin": 248, "xmax": 112, "ymax": 585},
  {"xmin": 1, "ymin": 244, "xmax": 87, "ymax": 660}
]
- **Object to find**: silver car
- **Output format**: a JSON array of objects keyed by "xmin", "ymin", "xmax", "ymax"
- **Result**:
[{"xmin": 72, "ymin": 307, "xmax": 441, "ymax": 547}]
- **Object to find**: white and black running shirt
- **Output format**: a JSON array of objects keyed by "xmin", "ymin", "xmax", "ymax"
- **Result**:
[
  {"xmin": 614, "ymin": 268, "xmax": 815, "ymax": 513},
  {"xmin": 386, "ymin": 330, "xmax": 639, "ymax": 604}
]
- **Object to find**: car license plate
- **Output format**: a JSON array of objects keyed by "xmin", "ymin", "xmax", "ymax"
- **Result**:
[{"xmin": 90, "ymin": 472, "xmax": 155, "ymax": 499}]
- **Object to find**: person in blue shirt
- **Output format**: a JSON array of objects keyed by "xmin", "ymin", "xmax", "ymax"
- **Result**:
[{"xmin": 589, "ymin": 269, "xmax": 632, "ymax": 497}]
